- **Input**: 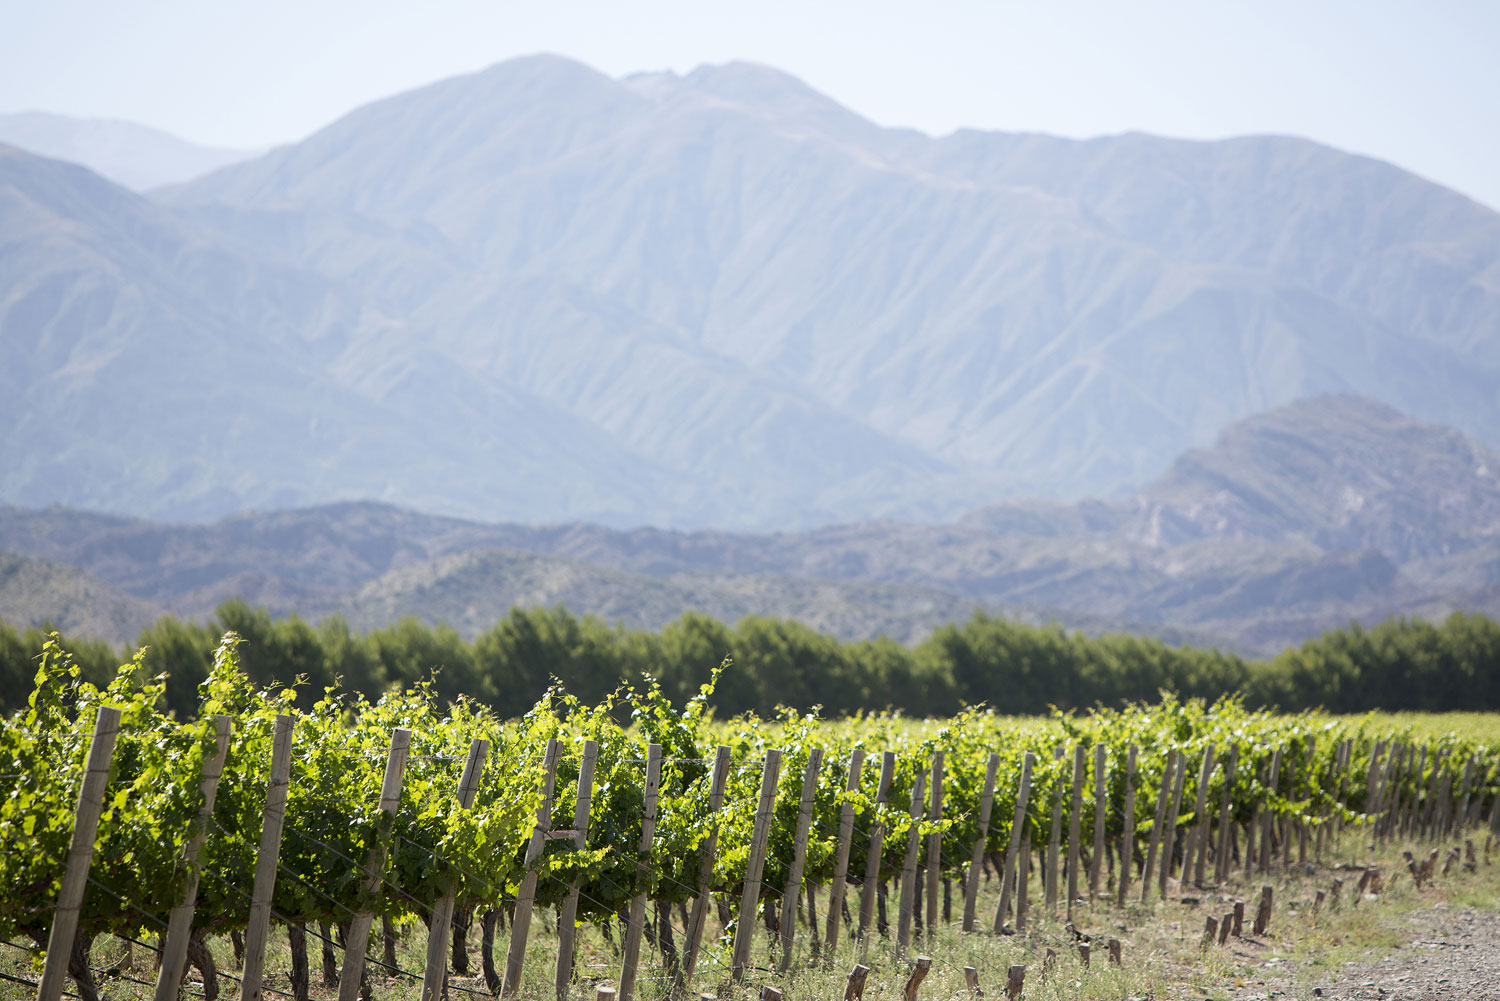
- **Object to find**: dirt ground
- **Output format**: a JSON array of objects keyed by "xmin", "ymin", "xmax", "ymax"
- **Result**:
[{"xmin": 1224, "ymin": 904, "xmax": 1500, "ymax": 1001}]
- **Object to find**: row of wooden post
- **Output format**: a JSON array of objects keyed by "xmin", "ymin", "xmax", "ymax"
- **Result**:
[{"xmin": 34, "ymin": 708, "xmax": 1500, "ymax": 1001}]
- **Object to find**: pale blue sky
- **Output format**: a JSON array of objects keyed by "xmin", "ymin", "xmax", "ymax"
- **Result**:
[{"xmin": 3, "ymin": 0, "xmax": 1497, "ymax": 209}]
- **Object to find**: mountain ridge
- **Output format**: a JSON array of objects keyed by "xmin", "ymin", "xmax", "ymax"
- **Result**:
[{"xmin": 4, "ymin": 395, "xmax": 1499, "ymax": 654}]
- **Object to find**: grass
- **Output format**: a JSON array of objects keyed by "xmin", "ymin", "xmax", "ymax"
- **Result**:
[{"xmin": 3, "ymin": 829, "xmax": 1498, "ymax": 1001}]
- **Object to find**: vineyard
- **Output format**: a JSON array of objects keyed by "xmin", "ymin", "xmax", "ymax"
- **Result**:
[{"xmin": 3, "ymin": 633, "xmax": 1499, "ymax": 1001}]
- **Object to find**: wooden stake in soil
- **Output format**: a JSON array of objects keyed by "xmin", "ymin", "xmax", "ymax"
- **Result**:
[
  {"xmin": 1046, "ymin": 747, "xmax": 1065, "ymax": 912},
  {"xmin": 1232, "ymin": 900, "xmax": 1244, "ymax": 937},
  {"xmin": 779, "ymin": 747, "xmax": 824, "ymax": 971},
  {"xmin": 844, "ymin": 963, "xmax": 871, "ymax": 1000},
  {"xmin": 993, "ymin": 751, "xmax": 1035, "ymax": 933},
  {"xmin": 1117, "ymin": 744, "xmax": 1138, "ymax": 906},
  {"xmin": 1182, "ymin": 744, "xmax": 1216, "ymax": 889},
  {"xmin": 1218, "ymin": 912, "xmax": 1232, "ymax": 945},
  {"xmin": 154, "ymin": 716, "xmax": 232, "ymax": 1001},
  {"xmin": 240, "ymin": 715, "xmax": 294, "ymax": 1001},
  {"xmin": 1005, "ymin": 964, "xmax": 1026, "ymax": 999},
  {"xmin": 896, "ymin": 768, "xmax": 928, "ymax": 954},
  {"xmin": 963, "ymin": 966, "xmax": 982, "ymax": 995},
  {"xmin": 1108, "ymin": 937, "xmax": 1122, "ymax": 964},
  {"xmin": 903, "ymin": 956, "xmax": 932, "ymax": 1001},
  {"xmin": 759, "ymin": 988, "xmax": 782, "ymax": 1001},
  {"xmin": 1066, "ymin": 745, "xmax": 1085, "ymax": 917},
  {"xmin": 38, "ymin": 706, "xmax": 121, "ymax": 1001},
  {"xmin": 1253, "ymin": 885, "xmax": 1273, "ymax": 936},
  {"xmin": 1160, "ymin": 748, "xmax": 1189, "ymax": 896},
  {"xmin": 684, "ymin": 745, "xmax": 732, "ymax": 986},
  {"xmin": 1142, "ymin": 748, "xmax": 1177, "ymax": 902},
  {"xmin": 416, "ymin": 738, "xmax": 489, "ymax": 1001},
  {"xmin": 502, "ymin": 737, "xmax": 561, "ymax": 998},
  {"xmin": 338, "ymin": 727, "xmax": 412, "ymax": 1001},
  {"xmin": 926, "ymin": 752, "xmax": 944, "ymax": 931},
  {"xmin": 594, "ymin": 986, "xmax": 616, "ymax": 1001},
  {"xmin": 618, "ymin": 744, "xmax": 663, "ymax": 1001},
  {"xmin": 1214, "ymin": 743, "xmax": 1239, "ymax": 884},
  {"xmin": 550, "ymin": 739, "xmax": 595, "ymax": 1001},
  {"xmin": 824, "ymin": 748, "xmax": 866, "ymax": 953},
  {"xmin": 1078, "ymin": 942, "xmax": 1090, "ymax": 967},
  {"xmin": 1258, "ymin": 748, "xmax": 1282, "ymax": 873},
  {"xmin": 857, "ymin": 752, "xmax": 896, "ymax": 949},
  {"xmin": 732, "ymin": 749, "xmax": 783, "ymax": 981},
  {"xmin": 962, "ymin": 752, "xmax": 1000, "ymax": 931},
  {"xmin": 1090, "ymin": 743, "xmax": 1108, "ymax": 900}
]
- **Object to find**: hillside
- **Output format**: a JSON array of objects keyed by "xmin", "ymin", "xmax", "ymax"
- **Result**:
[
  {"xmin": 0, "ymin": 112, "xmax": 257, "ymax": 189},
  {"xmin": 0, "ymin": 552, "xmax": 164, "ymax": 643},
  {"xmin": 4, "ymin": 396, "xmax": 1499, "ymax": 653},
  {"xmin": 3, "ymin": 55, "xmax": 1499, "ymax": 528}
]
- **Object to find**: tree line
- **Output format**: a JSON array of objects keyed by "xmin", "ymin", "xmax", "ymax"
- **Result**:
[{"xmin": 3, "ymin": 600, "xmax": 1498, "ymax": 718}]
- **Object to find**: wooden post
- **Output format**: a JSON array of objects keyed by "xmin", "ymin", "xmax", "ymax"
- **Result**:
[
  {"xmin": 1089, "ymin": 744, "xmax": 1107, "ymax": 901},
  {"xmin": 552, "ymin": 739, "xmax": 597, "ymax": 1001},
  {"xmin": 925, "ymin": 753, "xmax": 943, "ymax": 931},
  {"xmin": 992, "ymin": 751, "xmax": 1034, "ymax": 933},
  {"xmin": 1077, "ymin": 942, "xmax": 1090, "ymax": 967},
  {"xmin": 1116, "ymin": 744, "xmax": 1137, "ymax": 906},
  {"xmin": 896, "ymin": 768, "xmax": 928, "ymax": 953},
  {"xmin": 1201, "ymin": 915, "xmax": 1218, "ymax": 948},
  {"xmin": 502, "ymin": 738, "xmax": 561, "ymax": 997},
  {"xmin": 685, "ymin": 746, "xmax": 732, "ymax": 985},
  {"xmin": 338, "ymin": 727, "xmax": 412, "ymax": 1001},
  {"xmin": 823, "ymin": 748, "xmax": 865, "ymax": 954},
  {"xmin": 1253, "ymin": 885, "xmax": 1273, "ymax": 935},
  {"xmin": 1214, "ymin": 744, "xmax": 1239, "ymax": 884},
  {"xmin": 963, "ymin": 966, "xmax": 981, "ymax": 994},
  {"xmin": 594, "ymin": 987, "xmax": 615, "ymax": 1001},
  {"xmin": 422, "ymin": 739, "xmax": 489, "ymax": 1001},
  {"xmin": 732, "ymin": 750, "xmax": 782, "ymax": 980},
  {"xmin": 759, "ymin": 988, "xmax": 782, "ymax": 1001},
  {"xmin": 38, "ymin": 706, "xmax": 121, "ymax": 1001},
  {"xmin": 856, "ymin": 752, "xmax": 895, "ymax": 946},
  {"xmin": 240, "ymin": 715, "xmax": 294, "ymax": 1001},
  {"xmin": 1108, "ymin": 936, "xmax": 1121, "ymax": 964},
  {"xmin": 154, "ymin": 716, "xmax": 232, "ymax": 1001},
  {"xmin": 1142, "ymin": 749, "xmax": 1176, "ymax": 902},
  {"xmin": 1005, "ymin": 964, "xmax": 1025, "ymax": 999},
  {"xmin": 902, "ymin": 956, "xmax": 932, "ymax": 1001},
  {"xmin": 1258, "ymin": 749, "xmax": 1281, "ymax": 872},
  {"xmin": 1232, "ymin": 899, "xmax": 1244, "ymax": 936},
  {"xmin": 844, "ymin": 963, "xmax": 870, "ymax": 1000},
  {"xmin": 1160, "ymin": 748, "xmax": 1188, "ymax": 895},
  {"xmin": 779, "ymin": 747, "xmax": 823, "ymax": 971},
  {"xmin": 1182, "ymin": 744, "xmax": 1215, "ymax": 889},
  {"xmin": 1456, "ymin": 757, "xmax": 1476, "ymax": 831},
  {"xmin": 1065, "ymin": 745, "xmax": 1085, "ymax": 917},
  {"xmin": 1015, "ymin": 819, "xmax": 1029, "ymax": 932},
  {"xmin": 962, "ymin": 752, "xmax": 1000, "ymax": 931},
  {"xmin": 1219, "ymin": 911, "xmax": 1233, "ymax": 944},
  {"xmin": 1045, "ymin": 747, "xmax": 1064, "ymax": 912},
  {"xmin": 618, "ymin": 743, "xmax": 663, "ymax": 1001}
]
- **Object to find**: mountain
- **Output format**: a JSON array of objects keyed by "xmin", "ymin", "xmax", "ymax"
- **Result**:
[
  {"xmin": 0, "ymin": 552, "xmax": 164, "ymax": 643},
  {"xmin": 0, "ymin": 112, "xmax": 257, "ymax": 190},
  {"xmin": 4, "ymin": 56, "xmax": 1497, "ymax": 530},
  {"xmin": 4, "ymin": 396, "xmax": 1499, "ymax": 653}
]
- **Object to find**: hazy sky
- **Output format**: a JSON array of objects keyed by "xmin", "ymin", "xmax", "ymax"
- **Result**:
[{"xmin": 4, "ymin": 0, "xmax": 1497, "ymax": 209}]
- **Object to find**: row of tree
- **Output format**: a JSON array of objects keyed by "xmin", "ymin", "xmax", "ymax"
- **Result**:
[{"xmin": 3, "ymin": 600, "xmax": 1498, "ymax": 718}]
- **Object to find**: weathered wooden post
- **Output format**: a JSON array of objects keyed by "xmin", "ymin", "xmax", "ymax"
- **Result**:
[
  {"xmin": 618, "ymin": 743, "xmax": 662, "ymax": 1001},
  {"xmin": 551, "ymin": 739, "xmax": 595, "ymax": 1001},
  {"xmin": 338, "ymin": 727, "xmax": 412, "ymax": 1001},
  {"xmin": 962, "ymin": 753, "xmax": 1000, "ymax": 932},
  {"xmin": 993, "ymin": 752, "xmax": 1034, "ymax": 933},
  {"xmin": 240, "ymin": 715, "xmax": 294, "ymax": 1001},
  {"xmin": 502, "ymin": 738, "xmax": 561, "ymax": 997},
  {"xmin": 732, "ymin": 750, "xmax": 782, "ymax": 981},
  {"xmin": 155, "ymin": 716, "xmax": 233, "ymax": 1001},
  {"xmin": 38, "ymin": 706, "xmax": 121, "ymax": 1001},
  {"xmin": 779, "ymin": 747, "xmax": 823, "ymax": 971}
]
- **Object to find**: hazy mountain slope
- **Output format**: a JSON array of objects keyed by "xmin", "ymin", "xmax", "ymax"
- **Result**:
[
  {"xmin": 0, "ymin": 144, "xmax": 705, "ymax": 524},
  {"xmin": 0, "ymin": 112, "xmax": 257, "ymax": 190},
  {"xmin": 161, "ymin": 55, "xmax": 1500, "ymax": 519},
  {"xmin": 4, "ymin": 397, "xmax": 1497, "ymax": 653},
  {"xmin": 0, "ymin": 552, "xmax": 163, "ymax": 644}
]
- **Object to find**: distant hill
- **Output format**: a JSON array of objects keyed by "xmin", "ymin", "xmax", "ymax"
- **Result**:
[
  {"xmin": 4, "ymin": 55, "xmax": 1500, "ymax": 528},
  {"xmin": 0, "ymin": 552, "xmax": 164, "ymax": 643},
  {"xmin": 4, "ymin": 396, "xmax": 1498, "ymax": 653},
  {"xmin": 0, "ymin": 112, "xmax": 257, "ymax": 190}
]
